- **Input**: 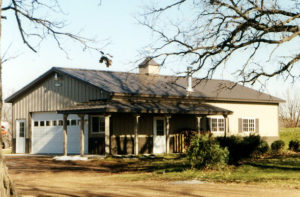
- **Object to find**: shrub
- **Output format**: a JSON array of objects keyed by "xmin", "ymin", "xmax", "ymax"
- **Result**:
[
  {"xmin": 256, "ymin": 140, "xmax": 269, "ymax": 155},
  {"xmin": 216, "ymin": 135, "xmax": 266, "ymax": 164},
  {"xmin": 180, "ymin": 130, "xmax": 198, "ymax": 151},
  {"xmin": 289, "ymin": 140, "xmax": 300, "ymax": 152},
  {"xmin": 271, "ymin": 140, "xmax": 285, "ymax": 152},
  {"xmin": 215, "ymin": 135, "xmax": 243, "ymax": 164},
  {"xmin": 242, "ymin": 135, "xmax": 262, "ymax": 157},
  {"xmin": 187, "ymin": 134, "xmax": 229, "ymax": 169}
]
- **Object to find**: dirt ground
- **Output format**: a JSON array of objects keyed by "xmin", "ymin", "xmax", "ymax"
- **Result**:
[{"xmin": 5, "ymin": 155, "xmax": 300, "ymax": 197}]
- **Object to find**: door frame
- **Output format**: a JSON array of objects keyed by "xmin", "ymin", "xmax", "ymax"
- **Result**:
[
  {"xmin": 153, "ymin": 117, "xmax": 166, "ymax": 154},
  {"xmin": 16, "ymin": 119, "xmax": 26, "ymax": 154}
]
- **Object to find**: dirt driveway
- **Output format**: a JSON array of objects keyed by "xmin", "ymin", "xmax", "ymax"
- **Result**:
[{"xmin": 5, "ymin": 155, "xmax": 300, "ymax": 197}]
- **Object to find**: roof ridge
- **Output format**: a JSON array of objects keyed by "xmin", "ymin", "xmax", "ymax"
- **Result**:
[{"xmin": 55, "ymin": 66, "xmax": 231, "ymax": 82}]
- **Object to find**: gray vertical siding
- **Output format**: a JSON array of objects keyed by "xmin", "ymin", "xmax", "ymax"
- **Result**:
[{"xmin": 11, "ymin": 73, "xmax": 110, "ymax": 152}]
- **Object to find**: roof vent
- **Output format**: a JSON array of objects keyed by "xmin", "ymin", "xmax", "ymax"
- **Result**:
[
  {"xmin": 186, "ymin": 66, "xmax": 193, "ymax": 92},
  {"xmin": 138, "ymin": 57, "xmax": 160, "ymax": 75}
]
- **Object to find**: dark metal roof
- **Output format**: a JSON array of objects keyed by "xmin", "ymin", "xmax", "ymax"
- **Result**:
[
  {"xmin": 57, "ymin": 100, "xmax": 233, "ymax": 115},
  {"xmin": 5, "ymin": 66, "xmax": 284, "ymax": 103},
  {"xmin": 56, "ymin": 67, "xmax": 283, "ymax": 103}
]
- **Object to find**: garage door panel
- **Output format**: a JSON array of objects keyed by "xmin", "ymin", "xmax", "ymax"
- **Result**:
[
  {"xmin": 32, "ymin": 113, "xmax": 88, "ymax": 154},
  {"xmin": 67, "ymin": 114, "xmax": 88, "ymax": 154},
  {"xmin": 33, "ymin": 126, "xmax": 63, "ymax": 154}
]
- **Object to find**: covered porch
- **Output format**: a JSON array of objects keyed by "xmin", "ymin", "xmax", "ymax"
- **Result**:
[{"xmin": 57, "ymin": 100, "xmax": 232, "ymax": 156}]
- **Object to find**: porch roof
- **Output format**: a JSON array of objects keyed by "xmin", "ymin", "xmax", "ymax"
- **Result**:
[{"xmin": 57, "ymin": 100, "xmax": 233, "ymax": 115}]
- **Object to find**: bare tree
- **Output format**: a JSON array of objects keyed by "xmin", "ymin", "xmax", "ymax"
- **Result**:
[
  {"xmin": 280, "ymin": 88, "xmax": 300, "ymax": 128},
  {"xmin": 141, "ymin": 0, "xmax": 300, "ymax": 85},
  {"xmin": 0, "ymin": 0, "xmax": 109, "ymax": 195}
]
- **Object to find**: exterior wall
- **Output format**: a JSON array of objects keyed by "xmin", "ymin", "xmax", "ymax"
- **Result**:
[
  {"xmin": 207, "ymin": 102, "xmax": 279, "ymax": 137},
  {"xmin": 11, "ymin": 73, "xmax": 109, "ymax": 153}
]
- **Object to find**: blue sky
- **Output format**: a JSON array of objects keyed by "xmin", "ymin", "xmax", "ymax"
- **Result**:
[{"xmin": 1, "ymin": 0, "xmax": 297, "ymax": 98}]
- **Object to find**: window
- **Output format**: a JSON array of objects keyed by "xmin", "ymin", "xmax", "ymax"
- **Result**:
[
  {"xmin": 156, "ymin": 119, "xmax": 164, "ymax": 136},
  {"xmin": 34, "ymin": 121, "xmax": 39, "ymax": 127},
  {"xmin": 71, "ymin": 119, "xmax": 77, "ymax": 126},
  {"xmin": 19, "ymin": 122, "xmax": 25, "ymax": 137},
  {"xmin": 53, "ymin": 120, "xmax": 57, "ymax": 126},
  {"xmin": 91, "ymin": 116, "xmax": 105, "ymax": 133},
  {"xmin": 40, "ymin": 121, "xmax": 45, "ymax": 127},
  {"xmin": 58, "ymin": 120, "xmax": 63, "ymax": 126},
  {"xmin": 242, "ymin": 118, "xmax": 255, "ymax": 132},
  {"xmin": 67, "ymin": 120, "xmax": 70, "ymax": 126},
  {"xmin": 46, "ymin": 121, "xmax": 50, "ymax": 126},
  {"xmin": 210, "ymin": 118, "xmax": 225, "ymax": 132}
]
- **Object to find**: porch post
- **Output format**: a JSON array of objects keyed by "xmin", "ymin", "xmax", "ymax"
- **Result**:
[
  {"xmin": 196, "ymin": 116, "xmax": 202, "ymax": 135},
  {"xmin": 223, "ymin": 115, "xmax": 228, "ymax": 137},
  {"xmin": 105, "ymin": 115, "xmax": 111, "ymax": 155},
  {"xmin": 79, "ymin": 114, "xmax": 85, "ymax": 157},
  {"xmin": 134, "ymin": 114, "xmax": 140, "ymax": 155},
  {"xmin": 63, "ymin": 114, "xmax": 68, "ymax": 156},
  {"xmin": 165, "ymin": 116, "xmax": 171, "ymax": 154}
]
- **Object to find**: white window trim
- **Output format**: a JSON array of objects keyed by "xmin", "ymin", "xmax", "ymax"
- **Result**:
[
  {"xmin": 69, "ymin": 119, "xmax": 77, "ymax": 126},
  {"xmin": 153, "ymin": 117, "xmax": 166, "ymax": 136},
  {"xmin": 210, "ymin": 117, "xmax": 225, "ymax": 133},
  {"xmin": 18, "ymin": 120, "xmax": 26, "ymax": 138},
  {"xmin": 52, "ymin": 120, "xmax": 58, "ymax": 126},
  {"xmin": 34, "ymin": 121, "xmax": 39, "ymax": 127},
  {"xmin": 242, "ymin": 118, "xmax": 256, "ymax": 133},
  {"xmin": 91, "ymin": 115, "xmax": 105, "ymax": 134}
]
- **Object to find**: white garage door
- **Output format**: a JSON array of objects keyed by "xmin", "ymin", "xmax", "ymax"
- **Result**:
[{"xmin": 32, "ymin": 113, "xmax": 88, "ymax": 154}]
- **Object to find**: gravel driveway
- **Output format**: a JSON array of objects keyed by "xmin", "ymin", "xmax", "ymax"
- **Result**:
[{"xmin": 5, "ymin": 155, "xmax": 300, "ymax": 197}]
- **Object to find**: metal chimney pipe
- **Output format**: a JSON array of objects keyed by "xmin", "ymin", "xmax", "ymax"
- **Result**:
[{"xmin": 186, "ymin": 66, "xmax": 193, "ymax": 92}]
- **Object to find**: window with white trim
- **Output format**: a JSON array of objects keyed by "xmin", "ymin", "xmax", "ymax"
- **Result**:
[
  {"xmin": 210, "ymin": 118, "xmax": 225, "ymax": 132},
  {"xmin": 34, "ymin": 121, "xmax": 39, "ymax": 127},
  {"xmin": 58, "ymin": 120, "xmax": 63, "ymax": 126},
  {"xmin": 71, "ymin": 119, "xmax": 77, "ymax": 126},
  {"xmin": 19, "ymin": 121, "xmax": 25, "ymax": 137},
  {"xmin": 242, "ymin": 118, "xmax": 255, "ymax": 132},
  {"xmin": 91, "ymin": 116, "xmax": 105, "ymax": 133},
  {"xmin": 156, "ymin": 119, "xmax": 165, "ymax": 136}
]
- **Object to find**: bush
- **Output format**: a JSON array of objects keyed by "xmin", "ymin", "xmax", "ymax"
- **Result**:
[
  {"xmin": 289, "ymin": 139, "xmax": 300, "ymax": 152},
  {"xmin": 242, "ymin": 135, "xmax": 262, "ymax": 156},
  {"xmin": 271, "ymin": 140, "xmax": 285, "ymax": 152},
  {"xmin": 187, "ymin": 134, "xmax": 229, "ymax": 169},
  {"xmin": 216, "ymin": 135, "xmax": 243, "ymax": 164},
  {"xmin": 256, "ymin": 140, "xmax": 269, "ymax": 155},
  {"xmin": 180, "ymin": 130, "xmax": 198, "ymax": 151},
  {"xmin": 216, "ymin": 135, "xmax": 267, "ymax": 164}
]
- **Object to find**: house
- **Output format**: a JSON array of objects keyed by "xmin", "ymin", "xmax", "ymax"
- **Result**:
[{"xmin": 5, "ymin": 58, "xmax": 284, "ymax": 155}]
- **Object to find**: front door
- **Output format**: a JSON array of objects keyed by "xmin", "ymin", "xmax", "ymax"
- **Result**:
[
  {"xmin": 16, "ymin": 120, "xmax": 26, "ymax": 153},
  {"xmin": 153, "ymin": 118, "xmax": 166, "ymax": 154}
]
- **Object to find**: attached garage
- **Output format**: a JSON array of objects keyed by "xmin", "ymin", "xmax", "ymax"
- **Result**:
[{"xmin": 32, "ymin": 113, "xmax": 88, "ymax": 154}]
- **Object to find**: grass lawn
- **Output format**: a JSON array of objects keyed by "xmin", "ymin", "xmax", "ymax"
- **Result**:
[
  {"xmin": 110, "ymin": 129, "xmax": 300, "ymax": 186},
  {"xmin": 106, "ymin": 129, "xmax": 300, "ymax": 186},
  {"xmin": 107, "ymin": 154, "xmax": 300, "ymax": 187},
  {"xmin": 279, "ymin": 127, "xmax": 300, "ymax": 148}
]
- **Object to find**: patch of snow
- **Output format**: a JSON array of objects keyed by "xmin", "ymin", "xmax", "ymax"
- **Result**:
[
  {"xmin": 170, "ymin": 180, "xmax": 205, "ymax": 185},
  {"xmin": 53, "ymin": 155, "xmax": 88, "ymax": 161}
]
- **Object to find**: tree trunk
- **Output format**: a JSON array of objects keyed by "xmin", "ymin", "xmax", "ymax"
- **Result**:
[{"xmin": 0, "ymin": 0, "xmax": 17, "ymax": 195}]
